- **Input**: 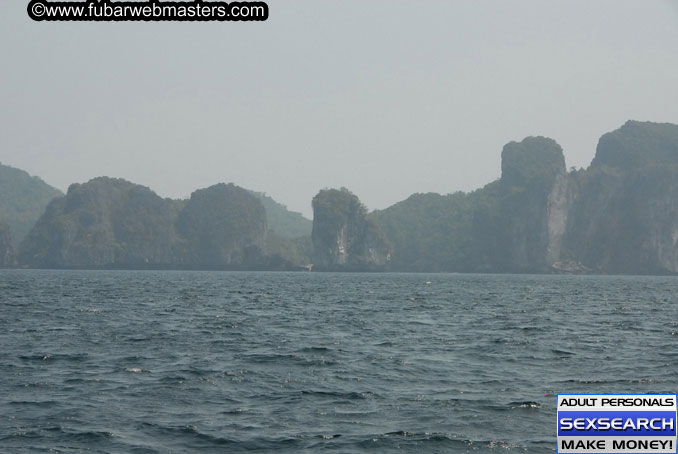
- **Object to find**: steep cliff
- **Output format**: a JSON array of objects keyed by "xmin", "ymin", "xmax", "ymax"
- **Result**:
[
  {"xmin": 470, "ymin": 137, "xmax": 569, "ymax": 272},
  {"xmin": 0, "ymin": 222, "xmax": 16, "ymax": 268},
  {"xmin": 562, "ymin": 121, "xmax": 678, "ymax": 274},
  {"xmin": 312, "ymin": 188, "xmax": 391, "ymax": 271}
]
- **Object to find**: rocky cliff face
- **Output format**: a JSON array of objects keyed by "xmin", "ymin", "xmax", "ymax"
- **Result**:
[
  {"xmin": 371, "ymin": 137, "xmax": 582, "ymax": 273},
  {"xmin": 546, "ymin": 172, "xmax": 576, "ymax": 266},
  {"xmin": 561, "ymin": 121, "xmax": 678, "ymax": 274},
  {"xmin": 473, "ymin": 121, "xmax": 678, "ymax": 274},
  {"xmin": 370, "ymin": 121, "xmax": 678, "ymax": 274},
  {"xmin": 311, "ymin": 188, "xmax": 391, "ymax": 271},
  {"xmin": 470, "ymin": 137, "xmax": 568, "ymax": 272},
  {"xmin": 0, "ymin": 222, "xmax": 16, "ymax": 268}
]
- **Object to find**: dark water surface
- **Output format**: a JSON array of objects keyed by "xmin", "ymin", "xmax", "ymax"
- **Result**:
[{"xmin": 2, "ymin": 270, "xmax": 678, "ymax": 453}]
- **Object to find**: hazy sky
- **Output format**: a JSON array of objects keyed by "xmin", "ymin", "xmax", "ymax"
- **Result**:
[{"xmin": 2, "ymin": 0, "xmax": 678, "ymax": 217}]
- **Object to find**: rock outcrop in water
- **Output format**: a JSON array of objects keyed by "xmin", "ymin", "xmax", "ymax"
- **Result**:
[
  {"xmin": 311, "ymin": 188, "xmax": 391, "ymax": 271},
  {"xmin": 19, "ymin": 178, "xmax": 306, "ymax": 270}
]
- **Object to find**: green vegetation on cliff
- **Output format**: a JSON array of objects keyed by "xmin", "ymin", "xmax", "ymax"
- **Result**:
[
  {"xmin": 175, "ymin": 183, "xmax": 267, "ymax": 268},
  {"xmin": 592, "ymin": 121, "xmax": 678, "ymax": 171},
  {"xmin": 19, "ymin": 178, "xmax": 177, "ymax": 268},
  {"xmin": 500, "ymin": 137, "xmax": 566, "ymax": 189},
  {"xmin": 372, "ymin": 192, "xmax": 473, "ymax": 271}
]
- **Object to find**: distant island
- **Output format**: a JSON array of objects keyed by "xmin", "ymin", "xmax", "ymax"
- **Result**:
[{"xmin": 2, "ymin": 120, "xmax": 678, "ymax": 274}]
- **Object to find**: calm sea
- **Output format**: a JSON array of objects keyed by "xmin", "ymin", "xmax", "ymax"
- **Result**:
[{"xmin": 2, "ymin": 270, "xmax": 677, "ymax": 453}]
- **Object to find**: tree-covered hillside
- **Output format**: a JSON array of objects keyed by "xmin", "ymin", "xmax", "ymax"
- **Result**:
[
  {"xmin": 0, "ymin": 163, "xmax": 62, "ymax": 246},
  {"xmin": 19, "ymin": 179, "xmax": 310, "ymax": 270},
  {"xmin": 176, "ymin": 183, "xmax": 268, "ymax": 268},
  {"xmin": 250, "ymin": 191, "xmax": 312, "ymax": 239}
]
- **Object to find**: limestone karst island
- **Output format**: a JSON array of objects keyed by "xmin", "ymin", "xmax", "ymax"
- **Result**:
[{"xmin": 2, "ymin": 120, "xmax": 678, "ymax": 275}]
